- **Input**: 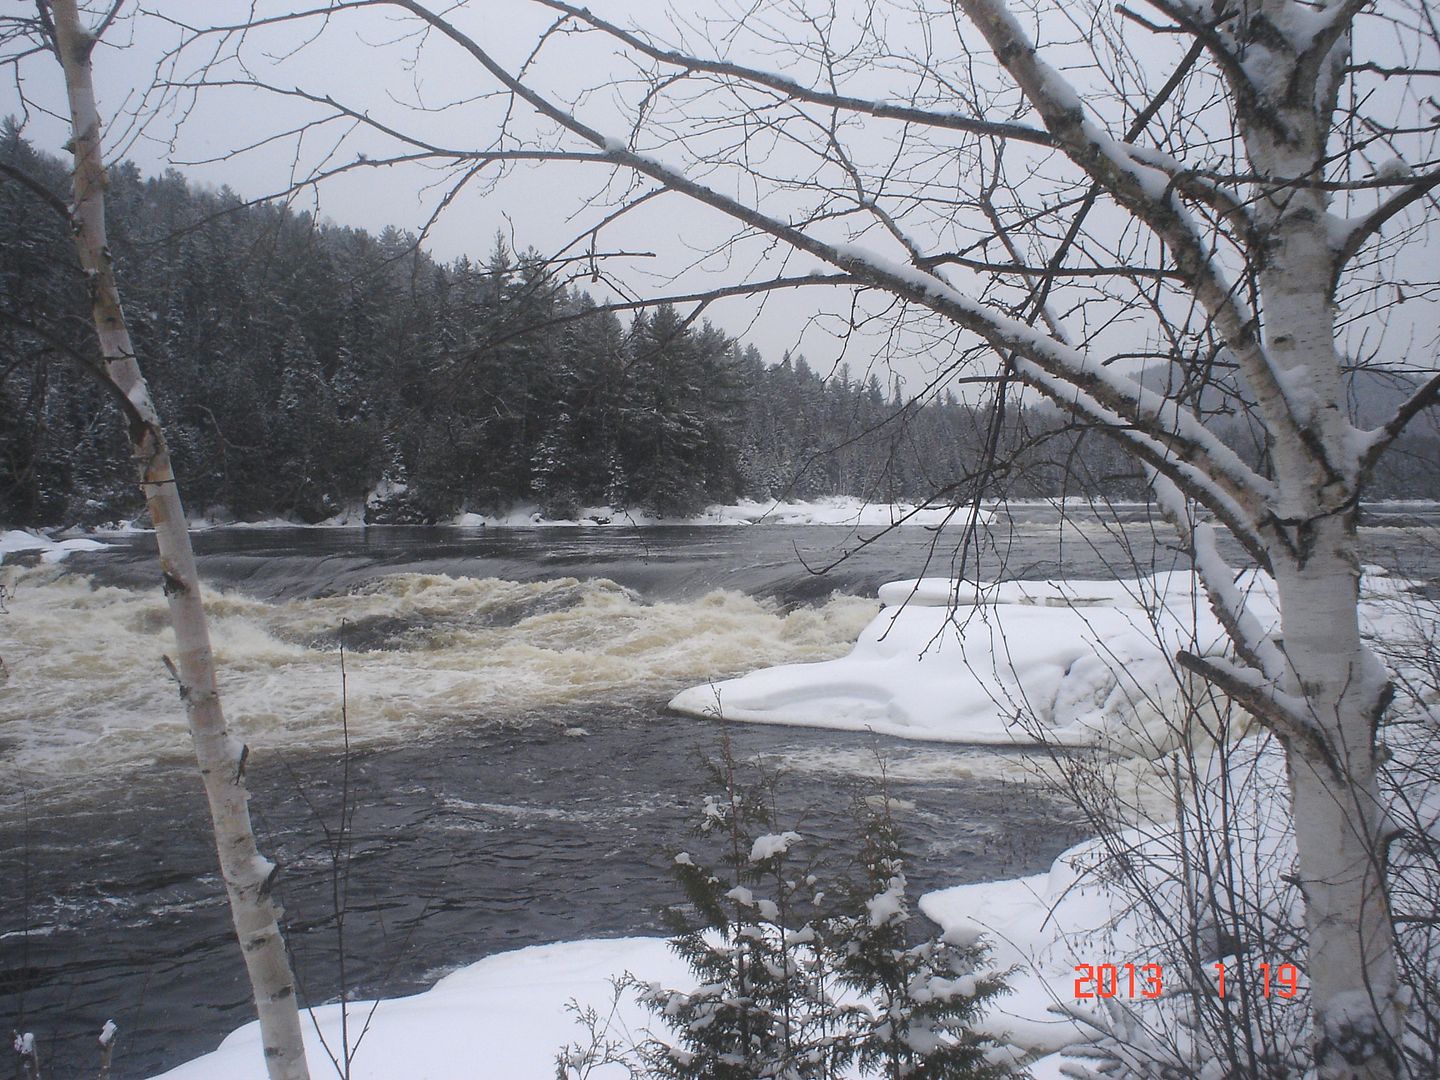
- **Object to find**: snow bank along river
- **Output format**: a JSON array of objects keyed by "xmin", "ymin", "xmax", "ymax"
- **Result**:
[{"xmin": 2, "ymin": 515, "xmax": 1436, "ymax": 1077}]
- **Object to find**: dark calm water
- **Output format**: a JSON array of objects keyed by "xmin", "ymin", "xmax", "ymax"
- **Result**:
[{"xmin": 3, "ymin": 515, "xmax": 1436, "ymax": 1078}]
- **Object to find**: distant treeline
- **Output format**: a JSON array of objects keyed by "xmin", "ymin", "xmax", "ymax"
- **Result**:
[{"xmin": 2, "ymin": 125, "xmax": 1434, "ymax": 527}]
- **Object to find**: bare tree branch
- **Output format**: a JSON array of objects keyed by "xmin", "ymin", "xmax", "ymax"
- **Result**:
[
  {"xmin": 0, "ymin": 158, "xmax": 69, "ymax": 218},
  {"xmin": 1360, "ymin": 369, "xmax": 1440, "ymax": 475}
]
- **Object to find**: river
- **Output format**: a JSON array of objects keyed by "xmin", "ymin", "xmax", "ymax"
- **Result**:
[{"xmin": 2, "ymin": 513, "xmax": 1435, "ymax": 1078}]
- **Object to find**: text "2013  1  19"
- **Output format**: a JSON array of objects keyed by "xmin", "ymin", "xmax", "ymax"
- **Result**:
[{"xmin": 1073, "ymin": 962, "xmax": 1301, "ymax": 1000}]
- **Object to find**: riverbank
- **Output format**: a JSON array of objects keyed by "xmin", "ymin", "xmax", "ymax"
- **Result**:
[{"xmin": 6, "ymin": 495, "xmax": 995, "ymax": 534}]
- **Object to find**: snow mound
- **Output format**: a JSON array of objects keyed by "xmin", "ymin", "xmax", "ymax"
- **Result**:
[
  {"xmin": 919, "ymin": 739, "xmax": 1300, "ymax": 1071},
  {"xmin": 670, "ymin": 572, "xmax": 1260, "ymax": 752},
  {"xmin": 0, "ymin": 529, "xmax": 110, "ymax": 564},
  {"xmin": 150, "ymin": 938, "xmax": 686, "ymax": 1080}
]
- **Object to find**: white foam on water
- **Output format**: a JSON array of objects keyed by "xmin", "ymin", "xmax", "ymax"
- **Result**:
[
  {"xmin": 769, "ymin": 743, "xmax": 1044, "ymax": 786},
  {"xmin": 0, "ymin": 567, "xmax": 877, "ymax": 800}
]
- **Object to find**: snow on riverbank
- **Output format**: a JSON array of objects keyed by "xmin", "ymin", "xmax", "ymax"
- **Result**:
[
  {"xmin": 151, "ymin": 938, "xmax": 687, "ymax": 1080},
  {"xmin": 457, "ymin": 496, "xmax": 991, "ymax": 528},
  {"xmin": 54, "ymin": 495, "xmax": 991, "ymax": 532},
  {"xmin": 151, "ymin": 925, "xmax": 1067, "ymax": 1078},
  {"xmin": 919, "ymin": 737, "xmax": 1301, "ymax": 1073},
  {"xmin": 149, "ymin": 923, "xmax": 1085, "ymax": 1079},
  {"xmin": 0, "ymin": 529, "xmax": 110, "ymax": 563},
  {"xmin": 30, "ymin": 495, "xmax": 1435, "ymax": 534},
  {"xmin": 670, "ymin": 572, "xmax": 1254, "ymax": 753}
]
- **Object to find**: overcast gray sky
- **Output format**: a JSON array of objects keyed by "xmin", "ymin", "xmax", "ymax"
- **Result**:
[{"xmin": 10, "ymin": 0, "xmax": 1436, "ymax": 401}]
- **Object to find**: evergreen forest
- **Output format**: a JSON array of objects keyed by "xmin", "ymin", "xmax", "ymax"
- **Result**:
[{"xmin": 2, "ymin": 126, "xmax": 1435, "ymax": 528}]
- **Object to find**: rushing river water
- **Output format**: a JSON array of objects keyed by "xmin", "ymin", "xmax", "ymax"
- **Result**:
[{"xmin": 3, "ymin": 514, "xmax": 1436, "ymax": 1078}]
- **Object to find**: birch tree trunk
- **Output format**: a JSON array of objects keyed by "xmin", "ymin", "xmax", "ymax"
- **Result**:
[
  {"xmin": 1243, "ymin": 51, "xmax": 1401, "ymax": 1080},
  {"xmin": 47, "ymin": 3, "xmax": 310, "ymax": 1077}
]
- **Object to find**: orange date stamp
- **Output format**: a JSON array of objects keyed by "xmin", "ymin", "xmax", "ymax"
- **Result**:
[{"xmin": 1074, "ymin": 961, "xmax": 1301, "ymax": 1000}]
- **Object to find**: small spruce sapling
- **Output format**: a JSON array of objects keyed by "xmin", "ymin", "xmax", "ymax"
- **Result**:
[
  {"xmin": 628, "ymin": 741, "xmax": 1017, "ymax": 1079},
  {"xmin": 832, "ymin": 794, "xmax": 1014, "ymax": 1080},
  {"xmin": 637, "ymin": 750, "xmax": 855, "ymax": 1079}
]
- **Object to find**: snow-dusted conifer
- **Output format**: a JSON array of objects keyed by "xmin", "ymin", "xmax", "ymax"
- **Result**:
[
  {"xmin": 831, "ymin": 798, "xmax": 1012, "ymax": 1080},
  {"xmin": 639, "ymin": 752, "xmax": 853, "ymax": 1079},
  {"xmin": 636, "ymin": 748, "xmax": 1013, "ymax": 1079}
]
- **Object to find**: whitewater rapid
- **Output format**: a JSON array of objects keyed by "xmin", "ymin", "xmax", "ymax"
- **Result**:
[{"xmin": 0, "ymin": 565, "xmax": 878, "ymax": 798}]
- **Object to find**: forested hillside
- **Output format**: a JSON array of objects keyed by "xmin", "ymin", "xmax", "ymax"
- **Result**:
[{"xmin": 2, "ymin": 126, "xmax": 1434, "ymax": 527}]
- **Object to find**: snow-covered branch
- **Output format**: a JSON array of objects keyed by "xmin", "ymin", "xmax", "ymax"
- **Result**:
[
  {"xmin": 1016, "ymin": 360, "xmax": 1270, "ymax": 566},
  {"xmin": 1151, "ymin": 473, "xmax": 1286, "ymax": 678},
  {"xmin": 957, "ymin": 0, "xmax": 1313, "ymax": 482},
  {"xmin": 1358, "ymin": 370, "xmax": 1440, "ymax": 476},
  {"xmin": 1334, "ymin": 167, "xmax": 1440, "ymax": 270},
  {"xmin": 1174, "ymin": 650, "xmax": 1338, "ymax": 777}
]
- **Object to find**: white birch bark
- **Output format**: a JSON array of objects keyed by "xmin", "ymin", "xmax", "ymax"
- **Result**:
[
  {"xmin": 47, "ymin": 3, "xmax": 310, "ymax": 1077},
  {"xmin": 1279, "ymin": 564, "xmax": 1399, "ymax": 1079},
  {"xmin": 1253, "ymin": 194, "xmax": 1402, "ymax": 1080},
  {"xmin": 1240, "ymin": 18, "xmax": 1401, "ymax": 1074}
]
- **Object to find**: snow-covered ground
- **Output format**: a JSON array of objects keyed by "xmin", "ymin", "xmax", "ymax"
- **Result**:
[
  {"xmin": 151, "ymin": 938, "xmax": 688, "ymax": 1080},
  {"xmin": 145, "ymin": 916, "xmax": 1087, "ymax": 1079}
]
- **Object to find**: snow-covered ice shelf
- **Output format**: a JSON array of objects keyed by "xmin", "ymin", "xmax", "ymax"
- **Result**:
[{"xmin": 670, "ymin": 572, "xmax": 1268, "ymax": 752}]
